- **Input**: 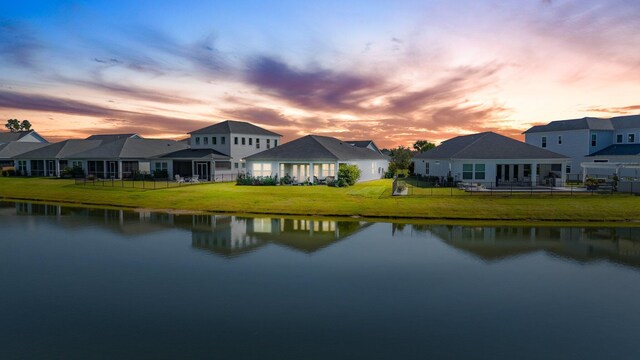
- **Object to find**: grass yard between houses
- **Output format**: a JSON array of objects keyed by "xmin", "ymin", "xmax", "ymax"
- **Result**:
[{"xmin": 0, "ymin": 177, "xmax": 639, "ymax": 222}]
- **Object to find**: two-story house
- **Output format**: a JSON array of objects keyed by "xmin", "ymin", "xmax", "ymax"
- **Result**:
[
  {"xmin": 523, "ymin": 114, "xmax": 640, "ymax": 178},
  {"xmin": 185, "ymin": 120, "xmax": 282, "ymax": 178}
]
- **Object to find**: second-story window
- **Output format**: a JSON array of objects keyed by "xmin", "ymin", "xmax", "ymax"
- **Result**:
[
  {"xmin": 195, "ymin": 137, "xmax": 200, "ymax": 145},
  {"xmin": 256, "ymin": 138, "xmax": 260, "ymax": 149},
  {"xmin": 204, "ymin": 137, "xmax": 208, "ymax": 145},
  {"xmin": 541, "ymin": 136, "xmax": 547, "ymax": 148},
  {"xmin": 234, "ymin": 137, "xmax": 238, "ymax": 145},
  {"xmin": 242, "ymin": 137, "xmax": 246, "ymax": 145},
  {"xmin": 249, "ymin": 138, "xmax": 253, "ymax": 146},
  {"xmin": 212, "ymin": 137, "xmax": 217, "ymax": 145},
  {"xmin": 557, "ymin": 136, "xmax": 562, "ymax": 145},
  {"xmin": 617, "ymin": 134, "xmax": 623, "ymax": 143},
  {"xmin": 591, "ymin": 134, "xmax": 597, "ymax": 147},
  {"xmin": 274, "ymin": 139, "xmax": 278, "ymax": 147},
  {"xmin": 221, "ymin": 136, "xmax": 226, "ymax": 145},
  {"xmin": 629, "ymin": 134, "xmax": 636, "ymax": 143},
  {"xmin": 267, "ymin": 139, "xmax": 271, "ymax": 149}
]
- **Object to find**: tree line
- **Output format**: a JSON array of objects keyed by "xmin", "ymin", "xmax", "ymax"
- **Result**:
[
  {"xmin": 382, "ymin": 140, "xmax": 436, "ymax": 177},
  {"xmin": 5, "ymin": 119, "xmax": 32, "ymax": 132}
]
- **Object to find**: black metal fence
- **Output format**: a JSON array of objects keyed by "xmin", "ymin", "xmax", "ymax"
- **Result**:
[
  {"xmin": 74, "ymin": 174, "xmax": 237, "ymax": 190},
  {"xmin": 394, "ymin": 176, "xmax": 640, "ymax": 196}
]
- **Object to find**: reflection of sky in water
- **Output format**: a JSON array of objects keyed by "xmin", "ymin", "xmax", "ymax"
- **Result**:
[{"xmin": 1, "ymin": 201, "xmax": 640, "ymax": 359}]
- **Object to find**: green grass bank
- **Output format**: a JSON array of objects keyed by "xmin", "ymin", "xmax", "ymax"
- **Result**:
[{"xmin": 0, "ymin": 177, "xmax": 639, "ymax": 222}]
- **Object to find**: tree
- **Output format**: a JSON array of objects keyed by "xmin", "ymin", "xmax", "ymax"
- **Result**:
[
  {"xmin": 413, "ymin": 140, "xmax": 435, "ymax": 153},
  {"xmin": 5, "ymin": 119, "xmax": 20, "ymax": 132},
  {"xmin": 4, "ymin": 119, "xmax": 32, "ymax": 132},
  {"xmin": 389, "ymin": 146, "xmax": 413, "ymax": 170},
  {"xmin": 20, "ymin": 120, "xmax": 32, "ymax": 131}
]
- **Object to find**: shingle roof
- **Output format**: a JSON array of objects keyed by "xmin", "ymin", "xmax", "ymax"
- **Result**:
[
  {"xmin": 588, "ymin": 144, "xmax": 640, "ymax": 157},
  {"xmin": 0, "ymin": 142, "xmax": 49, "ymax": 159},
  {"xmin": 244, "ymin": 135, "xmax": 389, "ymax": 161},
  {"xmin": 345, "ymin": 140, "xmax": 383, "ymax": 154},
  {"xmin": 85, "ymin": 133, "xmax": 141, "ymax": 142},
  {"xmin": 189, "ymin": 120, "xmax": 282, "ymax": 137},
  {"xmin": 159, "ymin": 148, "xmax": 229, "ymax": 160},
  {"xmin": 0, "ymin": 131, "xmax": 46, "ymax": 143},
  {"xmin": 523, "ymin": 117, "xmax": 613, "ymax": 134},
  {"xmin": 610, "ymin": 114, "xmax": 640, "ymax": 130},
  {"xmin": 67, "ymin": 138, "xmax": 189, "ymax": 159},
  {"xmin": 413, "ymin": 132, "xmax": 568, "ymax": 160},
  {"xmin": 16, "ymin": 140, "xmax": 103, "ymax": 159}
]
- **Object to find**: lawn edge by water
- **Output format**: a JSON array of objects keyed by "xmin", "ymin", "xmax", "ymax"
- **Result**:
[{"xmin": 1, "ymin": 177, "xmax": 639, "ymax": 225}]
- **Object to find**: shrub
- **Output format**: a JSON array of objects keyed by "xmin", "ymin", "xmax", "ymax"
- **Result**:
[
  {"xmin": 280, "ymin": 174, "xmax": 293, "ymax": 185},
  {"xmin": 236, "ymin": 173, "xmax": 277, "ymax": 186},
  {"xmin": 62, "ymin": 165, "xmax": 85, "ymax": 179},
  {"xmin": 338, "ymin": 164, "xmax": 360, "ymax": 186},
  {"xmin": 153, "ymin": 169, "xmax": 168, "ymax": 179}
]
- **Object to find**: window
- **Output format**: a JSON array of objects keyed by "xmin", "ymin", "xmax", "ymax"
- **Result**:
[
  {"xmin": 155, "ymin": 162, "xmax": 168, "ymax": 171},
  {"xmin": 267, "ymin": 139, "xmax": 271, "ymax": 149},
  {"xmin": 566, "ymin": 162, "xmax": 571, "ymax": 174},
  {"xmin": 203, "ymin": 137, "xmax": 208, "ymax": 145},
  {"xmin": 214, "ymin": 161, "xmax": 231, "ymax": 170},
  {"xmin": 242, "ymin": 137, "xmax": 246, "ymax": 145},
  {"xmin": 425, "ymin": 162, "xmax": 430, "ymax": 175},
  {"xmin": 221, "ymin": 136, "xmax": 226, "ymax": 145},
  {"xmin": 462, "ymin": 164, "xmax": 473, "ymax": 180},
  {"xmin": 71, "ymin": 160, "xmax": 83, "ymax": 168},
  {"xmin": 629, "ymin": 134, "xmax": 636, "ymax": 143},
  {"xmin": 234, "ymin": 162, "xmax": 239, "ymax": 169},
  {"xmin": 617, "ymin": 134, "xmax": 623, "ymax": 143},
  {"xmin": 195, "ymin": 137, "xmax": 200, "ymax": 145},
  {"xmin": 557, "ymin": 135, "xmax": 562, "ymax": 145},
  {"xmin": 17, "ymin": 160, "xmax": 27, "ymax": 174},
  {"xmin": 274, "ymin": 140, "xmax": 278, "ymax": 147},
  {"xmin": 523, "ymin": 164, "xmax": 531, "ymax": 177},
  {"xmin": 541, "ymin": 136, "xmax": 547, "ymax": 148},
  {"xmin": 242, "ymin": 162, "xmax": 246, "ymax": 168},
  {"xmin": 252, "ymin": 163, "xmax": 272, "ymax": 177},
  {"xmin": 249, "ymin": 138, "xmax": 253, "ymax": 146},
  {"xmin": 256, "ymin": 138, "xmax": 260, "ymax": 149},
  {"xmin": 591, "ymin": 133, "xmax": 597, "ymax": 147},
  {"xmin": 234, "ymin": 137, "xmax": 238, "ymax": 145},
  {"xmin": 474, "ymin": 164, "xmax": 485, "ymax": 180},
  {"xmin": 212, "ymin": 137, "xmax": 217, "ymax": 145},
  {"xmin": 551, "ymin": 164, "xmax": 562, "ymax": 171},
  {"xmin": 321, "ymin": 163, "xmax": 336, "ymax": 177}
]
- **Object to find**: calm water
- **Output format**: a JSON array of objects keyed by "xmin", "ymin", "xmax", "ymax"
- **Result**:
[{"xmin": 1, "ymin": 202, "xmax": 640, "ymax": 359}]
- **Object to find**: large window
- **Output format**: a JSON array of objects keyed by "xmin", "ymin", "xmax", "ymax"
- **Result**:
[
  {"xmin": 591, "ymin": 133, "xmax": 597, "ymax": 147},
  {"xmin": 252, "ymin": 163, "xmax": 272, "ymax": 177},
  {"xmin": 462, "ymin": 164, "xmax": 473, "ymax": 180},
  {"xmin": 541, "ymin": 136, "xmax": 547, "ymax": 148},
  {"xmin": 474, "ymin": 164, "xmax": 485, "ymax": 180},
  {"xmin": 71, "ymin": 160, "xmax": 82, "ymax": 168},
  {"xmin": 155, "ymin": 162, "xmax": 168, "ymax": 171},
  {"xmin": 629, "ymin": 134, "xmax": 636, "ymax": 143},
  {"xmin": 17, "ymin": 160, "xmax": 27, "ymax": 174}
]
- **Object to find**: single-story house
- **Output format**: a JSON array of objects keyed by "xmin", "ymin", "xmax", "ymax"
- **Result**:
[
  {"xmin": 244, "ymin": 135, "xmax": 389, "ymax": 183},
  {"xmin": 0, "ymin": 142, "xmax": 49, "ymax": 170},
  {"xmin": 156, "ymin": 148, "xmax": 231, "ymax": 181},
  {"xmin": 412, "ymin": 132, "xmax": 569, "ymax": 186},
  {"xmin": 14, "ymin": 139, "xmax": 104, "ymax": 176}
]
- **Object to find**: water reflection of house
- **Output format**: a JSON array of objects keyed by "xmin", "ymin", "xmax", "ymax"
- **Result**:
[{"xmin": 425, "ymin": 225, "xmax": 640, "ymax": 269}]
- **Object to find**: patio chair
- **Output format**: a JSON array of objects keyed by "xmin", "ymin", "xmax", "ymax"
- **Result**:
[
  {"xmin": 175, "ymin": 174, "xmax": 185, "ymax": 184},
  {"xmin": 191, "ymin": 174, "xmax": 200, "ymax": 184}
]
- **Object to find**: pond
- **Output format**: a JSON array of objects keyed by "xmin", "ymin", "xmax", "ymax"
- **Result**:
[{"xmin": 1, "ymin": 201, "xmax": 640, "ymax": 359}]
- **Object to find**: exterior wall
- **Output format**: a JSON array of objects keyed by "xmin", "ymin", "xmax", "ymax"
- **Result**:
[
  {"xmin": 525, "ymin": 129, "xmax": 590, "ymax": 175},
  {"xmin": 190, "ymin": 131, "xmax": 281, "ymax": 173},
  {"xmin": 589, "ymin": 130, "xmax": 613, "ymax": 154},
  {"xmin": 245, "ymin": 158, "xmax": 388, "ymax": 183},
  {"xmin": 613, "ymin": 128, "xmax": 640, "ymax": 145},
  {"xmin": 412, "ymin": 158, "xmax": 452, "ymax": 178}
]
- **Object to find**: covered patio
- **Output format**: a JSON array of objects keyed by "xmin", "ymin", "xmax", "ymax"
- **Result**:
[{"xmin": 275, "ymin": 162, "xmax": 338, "ymax": 183}]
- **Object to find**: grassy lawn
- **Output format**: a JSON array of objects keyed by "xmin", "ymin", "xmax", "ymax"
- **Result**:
[{"xmin": 0, "ymin": 177, "xmax": 639, "ymax": 222}]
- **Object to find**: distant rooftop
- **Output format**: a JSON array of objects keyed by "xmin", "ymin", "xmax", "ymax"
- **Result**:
[
  {"xmin": 245, "ymin": 135, "xmax": 388, "ymax": 161},
  {"xmin": 189, "ymin": 120, "xmax": 281, "ymax": 137},
  {"xmin": 524, "ymin": 114, "xmax": 640, "ymax": 134}
]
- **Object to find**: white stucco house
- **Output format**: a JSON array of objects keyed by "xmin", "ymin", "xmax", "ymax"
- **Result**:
[
  {"xmin": 412, "ymin": 132, "xmax": 569, "ymax": 186},
  {"xmin": 244, "ymin": 135, "xmax": 389, "ymax": 183}
]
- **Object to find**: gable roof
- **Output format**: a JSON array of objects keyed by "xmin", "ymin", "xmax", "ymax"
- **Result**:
[
  {"xmin": 189, "ymin": 120, "xmax": 282, "ymax": 137},
  {"xmin": 0, "ymin": 142, "xmax": 49, "ymax": 159},
  {"xmin": 345, "ymin": 140, "xmax": 383, "ymax": 154},
  {"xmin": 523, "ymin": 117, "xmax": 613, "ymax": 134},
  {"xmin": 67, "ymin": 138, "xmax": 189, "ymax": 159},
  {"xmin": 0, "ymin": 130, "xmax": 47, "ymax": 144},
  {"xmin": 17, "ymin": 140, "xmax": 103, "ymax": 159},
  {"xmin": 588, "ymin": 144, "xmax": 640, "ymax": 157},
  {"xmin": 85, "ymin": 133, "xmax": 141, "ymax": 142},
  {"xmin": 610, "ymin": 114, "xmax": 640, "ymax": 130},
  {"xmin": 413, "ymin": 132, "xmax": 568, "ymax": 160},
  {"xmin": 245, "ymin": 135, "xmax": 388, "ymax": 162}
]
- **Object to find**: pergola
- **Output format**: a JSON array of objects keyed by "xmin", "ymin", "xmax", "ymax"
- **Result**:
[{"xmin": 580, "ymin": 162, "xmax": 640, "ymax": 181}]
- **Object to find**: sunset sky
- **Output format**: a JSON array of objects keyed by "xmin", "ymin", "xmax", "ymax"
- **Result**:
[{"xmin": 1, "ymin": 0, "xmax": 639, "ymax": 147}]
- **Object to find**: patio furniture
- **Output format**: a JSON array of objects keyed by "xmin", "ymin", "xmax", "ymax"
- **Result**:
[
  {"xmin": 191, "ymin": 175, "xmax": 200, "ymax": 184},
  {"xmin": 175, "ymin": 175, "xmax": 185, "ymax": 184}
]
